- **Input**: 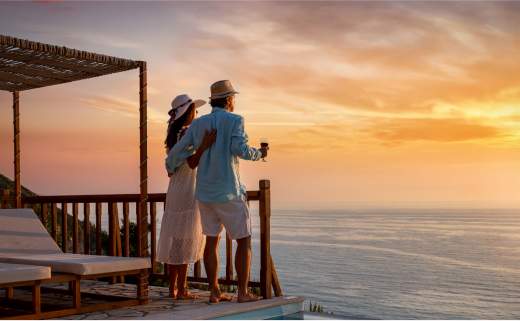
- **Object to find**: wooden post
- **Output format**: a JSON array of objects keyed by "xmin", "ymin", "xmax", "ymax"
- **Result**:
[
  {"xmin": 259, "ymin": 180, "xmax": 272, "ymax": 299},
  {"xmin": 138, "ymin": 62, "xmax": 148, "ymax": 259},
  {"xmin": 13, "ymin": 91, "xmax": 21, "ymax": 208}
]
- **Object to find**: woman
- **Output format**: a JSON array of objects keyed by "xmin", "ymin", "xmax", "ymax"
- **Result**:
[{"xmin": 157, "ymin": 94, "xmax": 216, "ymax": 300}]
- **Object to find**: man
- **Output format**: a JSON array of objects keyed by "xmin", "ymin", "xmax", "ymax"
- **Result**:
[{"xmin": 167, "ymin": 80, "xmax": 267, "ymax": 303}]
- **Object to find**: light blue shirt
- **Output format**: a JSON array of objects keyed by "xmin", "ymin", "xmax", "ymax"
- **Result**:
[{"xmin": 166, "ymin": 107, "xmax": 262, "ymax": 203}]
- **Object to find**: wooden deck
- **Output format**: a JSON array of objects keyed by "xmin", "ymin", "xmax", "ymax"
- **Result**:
[{"xmin": 3, "ymin": 281, "xmax": 302, "ymax": 320}]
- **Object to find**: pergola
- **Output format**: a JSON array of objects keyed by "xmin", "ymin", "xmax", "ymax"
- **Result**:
[{"xmin": 0, "ymin": 34, "xmax": 148, "ymax": 256}]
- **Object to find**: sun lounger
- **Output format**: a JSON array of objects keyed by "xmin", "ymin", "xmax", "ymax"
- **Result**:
[
  {"xmin": 0, "ymin": 262, "xmax": 50, "ymax": 318},
  {"xmin": 0, "ymin": 209, "xmax": 150, "ymax": 319}
]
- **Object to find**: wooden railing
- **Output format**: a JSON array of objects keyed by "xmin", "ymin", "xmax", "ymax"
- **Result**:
[{"xmin": 1, "ymin": 180, "xmax": 281, "ymax": 299}]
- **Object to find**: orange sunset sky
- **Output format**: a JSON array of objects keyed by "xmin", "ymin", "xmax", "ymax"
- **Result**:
[{"xmin": 1, "ymin": 1, "xmax": 520, "ymax": 209}]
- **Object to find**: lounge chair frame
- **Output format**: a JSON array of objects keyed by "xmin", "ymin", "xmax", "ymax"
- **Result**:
[{"xmin": 1, "ymin": 280, "xmax": 42, "ymax": 319}]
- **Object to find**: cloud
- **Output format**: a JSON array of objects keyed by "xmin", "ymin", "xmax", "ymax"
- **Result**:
[
  {"xmin": 369, "ymin": 118, "xmax": 504, "ymax": 144},
  {"xmin": 79, "ymin": 95, "xmax": 166, "ymax": 124},
  {"xmin": 174, "ymin": 1, "xmax": 520, "ymax": 121}
]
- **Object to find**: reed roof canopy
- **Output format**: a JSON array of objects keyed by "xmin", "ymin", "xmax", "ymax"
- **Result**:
[
  {"xmin": 1, "ymin": 35, "xmax": 149, "ymax": 258},
  {"xmin": 0, "ymin": 34, "xmax": 142, "ymax": 92}
]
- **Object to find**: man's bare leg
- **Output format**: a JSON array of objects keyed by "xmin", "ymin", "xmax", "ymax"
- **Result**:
[
  {"xmin": 204, "ymin": 235, "xmax": 224, "ymax": 303},
  {"xmin": 236, "ymin": 236, "xmax": 258, "ymax": 302}
]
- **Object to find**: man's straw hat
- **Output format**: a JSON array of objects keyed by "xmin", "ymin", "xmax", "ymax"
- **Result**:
[{"xmin": 209, "ymin": 80, "xmax": 239, "ymax": 100}]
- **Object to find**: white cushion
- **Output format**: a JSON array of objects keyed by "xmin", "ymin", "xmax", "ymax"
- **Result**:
[
  {"xmin": 0, "ymin": 263, "xmax": 51, "ymax": 284},
  {"xmin": 0, "ymin": 209, "xmax": 61, "ymax": 255},
  {"xmin": 0, "ymin": 209, "xmax": 151, "ymax": 275},
  {"xmin": 0, "ymin": 253, "xmax": 150, "ymax": 276}
]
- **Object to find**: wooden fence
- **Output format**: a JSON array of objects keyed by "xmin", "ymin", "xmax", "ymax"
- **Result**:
[{"xmin": 1, "ymin": 180, "xmax": 281, "ymax": 299}]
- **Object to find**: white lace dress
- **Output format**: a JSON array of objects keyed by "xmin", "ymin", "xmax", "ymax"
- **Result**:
[{"xmin": 157, "ymin": 160, "xmax": 205, "ymax": 265}]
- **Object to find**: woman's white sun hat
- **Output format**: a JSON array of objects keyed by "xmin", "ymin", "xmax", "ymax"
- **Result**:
[
  {"xmin": 209, "ymin": 80, "xmax": 239, "ymax": 100},
  {"xmin": 169, "ymin": 94, "xmax": 206, "ymax": 120}
]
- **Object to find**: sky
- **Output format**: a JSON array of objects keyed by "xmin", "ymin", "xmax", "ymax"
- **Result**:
[{"xmin": 1, "ymin": 1, "xmax": 520, "ymax": 209}]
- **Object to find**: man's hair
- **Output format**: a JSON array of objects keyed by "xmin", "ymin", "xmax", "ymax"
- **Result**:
[{"xmin": 210, "ymin": 97, "xmax": 229, "ymax": 108}]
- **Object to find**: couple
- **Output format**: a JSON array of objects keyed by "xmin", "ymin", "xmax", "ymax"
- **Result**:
[{"xmin": 157, "ymin": 80, "xmax": 268, "ymax": 304}]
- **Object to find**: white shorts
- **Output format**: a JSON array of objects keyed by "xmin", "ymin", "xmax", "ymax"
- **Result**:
[{"xmin": 198, "ymin": 197, "xmax": 251, "ymax": 240}]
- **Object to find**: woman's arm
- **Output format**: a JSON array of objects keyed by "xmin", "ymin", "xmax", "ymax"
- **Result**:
[{"xmin": 187, "ymin": 129, "xmax": 217, "ymax": 169}]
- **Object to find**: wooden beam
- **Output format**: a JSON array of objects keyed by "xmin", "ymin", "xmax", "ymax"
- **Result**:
[
  {"xmin": 12, "ymin": 91, "xmax": 21, "ymax": 208},
  {"xmin": 22, "ymin": 191, "xmax": 260, "ymax": 204},
  {"xmin": 138, "ymin": 62, "xmax": 148, "ymax": 258}
]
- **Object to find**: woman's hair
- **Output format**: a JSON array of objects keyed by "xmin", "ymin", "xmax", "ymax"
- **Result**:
[
  {"xmin": 210, "ymin": 97, "xmax": 229, "ymax": 108},
  {"xmin": 165, "ymin": 104, "xmax": 194, "ymax": 151}
]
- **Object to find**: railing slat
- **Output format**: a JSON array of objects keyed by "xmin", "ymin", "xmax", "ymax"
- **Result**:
[
  {"xmin": 51, "ymin": 203, "xmax": 57, "ymax": 241},
  {"xmin": 108, "ymin": 202, "xmax": 116, "ymax": 257},
  {"xmin": 194, "ymin": 261, "xmax": 201, "ymax": 278},
  {"xmin": 1, "ymin": 190, "xmax": 10, "ymax": 208},
  {"xmin": 84, "ymin": 203, "xmax": 90, "ymax": 255},
  {"xmin": 123, "ymin": 202, "xmax": 130, "ymax": 257},
  {"xmin": 226, "ymin": 235, "xmax": 233, "ymax": 282},
  {"xmin": 150, "ymin": 202, "xmax": 157, "ymax": 273},
  {"xmin": 41, "ymin": 203, "xmax": 48, "ymax": 229},
  {"xmin": 61, "ymin": 202, "xmax": 68, "ymax": 252},
  {"xmin": 95, "ymin": 203, "xmax": 102, "ymax": 255},
  {"xmin": 72, "ymin": 203, "xmax": 79, "ymax": 254}
]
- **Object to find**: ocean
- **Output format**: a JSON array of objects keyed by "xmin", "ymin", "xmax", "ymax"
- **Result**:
[{"xmin": 245, "ymin": 208, "xmax": 520, "ymax": 319}]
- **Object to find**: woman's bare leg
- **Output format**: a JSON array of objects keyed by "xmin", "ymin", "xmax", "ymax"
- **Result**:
[
  {"xmin": 169, "ymin": 264, "xmax": 179, "ymax": 298},
  {"xmin": 176, "ymin": 264, "xmax": 199, "ymax": 300}
]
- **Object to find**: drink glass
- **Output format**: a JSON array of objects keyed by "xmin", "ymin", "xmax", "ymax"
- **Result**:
[{"xmin": 260, "ymin": 138, "xmax": 269, "ymax": 162}]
